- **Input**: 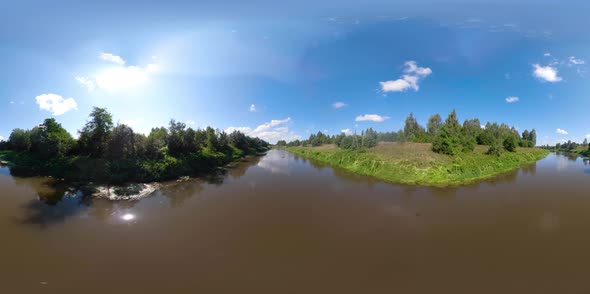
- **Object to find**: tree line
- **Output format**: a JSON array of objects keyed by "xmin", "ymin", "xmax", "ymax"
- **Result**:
[
  {"xmin": 0, "ymin": 107, "xmax": 269, "ymax": 183},
  {"xmin": 278, "ymin": 110, "xmax": 538, "ymax": 156}
]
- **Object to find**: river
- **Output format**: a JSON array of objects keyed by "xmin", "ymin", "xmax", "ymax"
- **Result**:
[{"xmin": 1, "ymin": 149, "xmax": 589, "ymax": 293}]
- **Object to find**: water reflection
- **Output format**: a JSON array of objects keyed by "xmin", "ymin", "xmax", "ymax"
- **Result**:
[
  {"xmin": 257, "ymin": 151, "xmax": 292, "ymax": 175},
  {"xmin": 19, "ymin": 192, "xmax": 91, "ymax": 228},
  {"xmin": 0, "ymin": 163, "xmax": 10, "ymax": 176}
]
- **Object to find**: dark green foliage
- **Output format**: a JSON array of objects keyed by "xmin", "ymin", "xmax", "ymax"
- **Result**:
[
  {"xmin": 28, "ymin": 118, "xmax": 75, "ymax": 158},
  {"xmin": 8, "ymin": 128, "xmax": 31, "ymax": 151},
  {"xmin": 503, "ymin": 136, "xmax": 517, "ymax": 152},
  {"xmin": 3, "ymin": 107, "xmax": 268, "ymax": 184},
  {"xmin": 276, "ymin": 140, "xmax": 287, "ymax": 146},
  {"xmin": 362, "ymin": 128, "xmax": 378, "ymax": 148},
  {"xmin": 109, "ymin": 124, "xmax": 135, "ymax": 160},
  {"xmin": 404, "ymin": 113, "xmax": 427, "ymax": 142},
  {"xmin": 462, "ymin": 118, "xmax": 482, "ymax": 142},
  {"xmin": 78, "ymin": 107, "xmax": 114, "ymax": 157},
  {"xmin": 432, "ymin": 110, "xmax": 465, "ymax": 155}
]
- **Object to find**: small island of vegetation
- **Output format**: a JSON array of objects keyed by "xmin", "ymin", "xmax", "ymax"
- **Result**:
[
  {"xmin": 0, "ymin": 107, "xmax": 269, "ymax": 184},
  {"xmin": 278, "ymin": 110, "xmax": 550, "ymax": 186}
]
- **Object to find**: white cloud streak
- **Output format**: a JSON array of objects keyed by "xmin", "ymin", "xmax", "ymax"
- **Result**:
[
  {"xmin": 100, "ymin": 52, "xmax": 126, "ymax": 65},
  {"xmin": 380, "ymin": 61, "xmax": 432, "ymax": 93},
  {"xmin": 568, "ymin": 56, "xmax": 585, "ymax": 66},
  {"xmin": 355, "ymin": 114, "xmax": 389, "ymax": 122},
  {"xmin": 332, "ymin": 102, "xmax": 347, "ymax": 109},
  {"xmin": 35, "ymin": 93, "xmax": 78, "ymax": 116},
  {"xmin": 556, "ymin": 128, "xmax": 568, "ymax": 135},
  {"xmin": 505, "ymin": 96, "xmax": 519, "ymax": 103}
]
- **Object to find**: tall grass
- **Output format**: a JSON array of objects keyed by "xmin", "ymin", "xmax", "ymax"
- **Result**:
[{"xmin": 287, "ymin": 144, "xmax": 549, "ymax": 186}]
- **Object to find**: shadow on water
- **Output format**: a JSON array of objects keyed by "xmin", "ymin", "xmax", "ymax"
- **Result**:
[{"xmin": 14, "ymin": 153, "xmax": 266, "ymax": 227}]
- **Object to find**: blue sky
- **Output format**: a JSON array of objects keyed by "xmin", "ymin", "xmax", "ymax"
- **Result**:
[{"xmin": 1, "ymin": 0, "xmax": 589, "ymax": 144}]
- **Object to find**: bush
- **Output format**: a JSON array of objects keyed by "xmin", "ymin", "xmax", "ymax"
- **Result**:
[
  {"xmin": 486, "ymin": 142, "xmax": 503, "ymax": 156},
  {"xmin": 503, "ymin": 136, "xmax": 517, "ymax": 152}
]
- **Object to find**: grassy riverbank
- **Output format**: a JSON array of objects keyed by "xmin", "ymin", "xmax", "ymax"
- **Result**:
[{"xmin": 287, "ymin": 142, "xmax": 549, "ymax": 186}]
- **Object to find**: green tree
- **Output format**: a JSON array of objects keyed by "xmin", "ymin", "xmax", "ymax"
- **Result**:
[
  {"xmin": 167, "ymin": 120, "xmax": 186, "ymax": 155},
  {"xmin": 432, "ymin": 110, "xmax": 464, "ymax": 155},
  {"xmin": 78, "ymin": 107, "xmax": 114, "ymax": 157},
  {"xmin": 404, "ymin": 113, "xmax": 426, "ymax": 142},
  {"xmin": 528, "ymin": 129, "xmax": 537, "ymax": 147},
  {"xmin": 29, "ymin": 118, "xmax": 75, "ymax": 158},
  {"xmin": 205, "ymin": 127, "xmax": 220, "ymax": 151},
  {"xmin": 109, "ymin": 124, "xmax": 136, "ymax": 160},
  {"xmin": 503, "ymin": 135, "xmax": 517, "ymax": 152},
  {"xmin": 462, "ymin": 118, "xmax": 482, "ymax": 142},
  {"xmin": 276, "ymin": 140, "xmax": 287, "ymax": 146},
  {"xmin": 427, "ymin": 114, "xmax": 442, "ymax": 137},
  {"xmin": 146, "ymin": 127, "xmax": 168, "ymax": 159},
  {"xmin": 8, "ymin": 128, "xmax": 31, "ymax": 151}
]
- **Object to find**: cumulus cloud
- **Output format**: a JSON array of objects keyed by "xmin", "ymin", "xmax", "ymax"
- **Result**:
[
  {"xmin": 75, "ymin": 76, "xmax": 95, "ymax": 92},
  {"xmin": 380, "ymin": 61, "xmax": 432, "ymax": 93},
  {"xmin": 35, "ymin": 94, "xmax": 78, "ymax": 116},
  {"xmin": 186, "ymin": 120, "xmax": 196, "ymax": 125},
  {"xmin": 0, "ymin": 136, "xmax": 4, "ymax": 142},
  {"xmin": 505, "ymin": 96, "xmax": 519, "ymax": 103},
  {"xmin": 568, "ymin": 56, "xmax": 585, "ymax": 66},
  {"xmin": 556, "ymin": 128, "xmax": 568, "ymax": 135},
  {"xmin": 355, "ymin": 114, "xmax": 389, "ymax": 122},
  {"xmin": 249, "ymin": 104, "xmax": 257, "ymax": 112},
  {"xmin": 76, "ymin": 54, "xmax": 159, "ymax": 92},
  {"xmin": 341, "ymin": 128, "xmax": 352, "ymax": 135},
  {"xmin": 332, "ymin": 102, "xmax": 347, "ymax": 109},
  {"xmin": 225, "ymin": 117, "xmax": 300, "ymax": 144},
  {"xmin": 586, "ymin": 134, "xmax": 590, "ymax": 139},
  {"xmin": 100, "ymin": 52, "xmax": 126, "ymax": 65},
  {"xmin": 532, "ymin": 64, "xmax": 562, "ymax": 82},
  {"xmin": 544, "ymin": 52, "xmax": 551, "ymax": 57},
  {"xmin": 9, "ymin": 101, "xmax": 15, "ymax": 104}
]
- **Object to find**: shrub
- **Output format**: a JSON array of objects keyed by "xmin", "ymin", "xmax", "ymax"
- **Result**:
[{"xmin": 503, "ymin": 136, "xmax": 517, "ymax": 152}]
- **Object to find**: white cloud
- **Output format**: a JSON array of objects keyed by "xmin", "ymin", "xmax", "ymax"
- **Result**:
[
  {"xmin": 99, "ymin": 52, "xmax": 126, "ymax": 65},
  {"xmin": 355, "ymin": 114, "xmax": 389, "ymax": 122},
  {"xmin": 95, "ymin": 66, "xmax": 150, "ymax": 91},
  {"xmin": 568, "ymin": 56, "xmax": 585, "ymax": 66},
  {"xmin": 75, "ymin": 76, "xmax": 95, "ymax": 92},
  {"xmin": 585, "ymin": 134, "xmax": 590, "ymax": 139},
  {"xmin": 380, "ymin": 61, "xmax": 432, "ymax": 93},
  {"xmin": 480, "ymin": 125, "xmax": 486, "ymax": 129},
  {"xmin": 249, "ymin": 104, "xmax": 257, "ymax": 112},
  {"xmin": 341, "ymin": 128, "xmax": 352, "ymax": 135},
  {"xmin": 532, "ymin": 64, "xmax": 562, "ymax": 82},
  {"xmin": 186, "ymin": 120, "xmax": 196, "ymax": 126},
  {"xmin": 0, "ymin": 136, "xmax": 4, "ymax": 142},
  {"xmin": 332, "ymin": 102, "xmax": 347, "ymax": 109},
  {"xmin": 556, "ymin": 128, "xmax": 568, "ymax": 135},
  {"xmin": 224, "ymin": 117, "xmax": 299, "ymax": 144},
  {"xmin": 35, "ymin": 93, "xmax": 78, "ymax": 116},
  {"xmin": 9, "ymin": 101, "xmax": 15, "ymax": 104},
  {"xmin": 505, "ymin": 96, "xmax": 519, "ymax": 103},
  {"xmin": 76, "ymin": 54, "xmax": 159, "ymax": 92},
  {"xmin": 544, "ymin": 52, "xmax": 551, "ymax": 57}
]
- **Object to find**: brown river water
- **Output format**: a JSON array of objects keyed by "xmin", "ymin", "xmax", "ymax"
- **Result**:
[{"xmin": 1, "ymin": 149, "xmax": 590, "ymax": 293}]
